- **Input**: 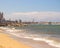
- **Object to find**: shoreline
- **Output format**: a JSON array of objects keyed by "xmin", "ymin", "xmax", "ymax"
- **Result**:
[{"xmin": 0, "ymin": 27, "xmax": 58, "ymax": 48}]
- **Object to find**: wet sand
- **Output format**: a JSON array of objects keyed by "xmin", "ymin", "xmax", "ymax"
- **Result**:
[{"xmin": 8, "ymin": 33, "xmax": 57, "ymax": 48}]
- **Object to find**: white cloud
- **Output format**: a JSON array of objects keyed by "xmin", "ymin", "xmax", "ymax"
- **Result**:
[
  {"xmin": 12, "ymin": 11, "xmax": 60, "ymax": 16},
  {"xmin": 11, "ymin": 11, "xmax": 60, "ymax": 22}
]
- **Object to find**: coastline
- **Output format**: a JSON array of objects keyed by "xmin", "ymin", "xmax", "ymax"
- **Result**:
[{"xmin": 0, "ymin": 27, "xmax": 58, "ymax": 48}]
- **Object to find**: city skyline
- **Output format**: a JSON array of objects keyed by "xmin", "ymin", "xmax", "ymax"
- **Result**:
[{"xmin": 0, "ymin": 0, "xmax": 60, "ymax": 22}]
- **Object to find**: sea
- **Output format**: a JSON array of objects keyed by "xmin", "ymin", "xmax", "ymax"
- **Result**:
[{"xmin": 0, "ymin": 24, "xmax": 60, "ymax": 48}]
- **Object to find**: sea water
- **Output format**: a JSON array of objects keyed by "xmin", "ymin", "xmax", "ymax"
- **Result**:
[{"xmin": 0, "ymin": 24, "xmax": 60, "ymax": 48}]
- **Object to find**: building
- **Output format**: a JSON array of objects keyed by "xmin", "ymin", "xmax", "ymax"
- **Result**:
[
  {"xmin": 0, "ymin": 12, "xmax": 6, "ymax": 26},
  {"xmin": 0, "ymin": 12, "xmax": 3, "ymax": 22}
]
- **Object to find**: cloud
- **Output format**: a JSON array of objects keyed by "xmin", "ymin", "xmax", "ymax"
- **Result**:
[
  {"xmin": 12, "ymin": 11, "xmax": 60, "ymax": 16},
  {"xmin": 12, "ymin": 11, "xmax": 60, "ymax": 22}
]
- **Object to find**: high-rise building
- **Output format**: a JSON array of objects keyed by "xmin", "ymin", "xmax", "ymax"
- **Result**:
[
  {"xmin": 0, "ymin": 12, "xmax": 3, "ymax": 20},
  {"xmin": 0, "ymin": 12, "xmax": 5, "ymax": 23}
]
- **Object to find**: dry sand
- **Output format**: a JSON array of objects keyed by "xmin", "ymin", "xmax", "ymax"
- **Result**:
[{"xmin": 0, "ymin": 33, "xmax": 32, "ymax": 48}]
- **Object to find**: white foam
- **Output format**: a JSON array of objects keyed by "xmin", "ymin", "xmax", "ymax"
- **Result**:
[
  {"xmin": 32, "ymin": 37, "xmax": 60, "ymax": 48},
  {"xmin": 33, "ymin": 38, "xmax": 45, "ymax": 41},
  {"xmin": 24, "ymin": 37, "xmax": 32, "ymax": 39},
  {"xmin": 48, "ymin": 41, "xmax": 60, "ymax": 48}
]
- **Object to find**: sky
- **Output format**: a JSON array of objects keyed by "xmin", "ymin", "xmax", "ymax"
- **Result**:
[{"xmin": 0, "ymin": 0, "xmax": 60, "ymax": 22}]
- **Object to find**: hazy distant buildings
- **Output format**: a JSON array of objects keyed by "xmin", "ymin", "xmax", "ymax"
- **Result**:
[
  {"xmin": 0, "ymin": 12, "xmax": 6, "ymax": 26},
  {"xmin": 39, "ymin": 22, "xmax": 60, "ymax": 25},
  {"xmin": 0, "ymin": 12, "xmax": 60, "ymax": 26},
  {"xmin": 0, "ymin": 12, "xmax": 5, "ymax": 23},
  {"xmin": 0, "ymin": 12, "xmax": 23, "ymax": 26},
  {"xmin": 0, "ymin": 12, "xmax": 3, "ymax": 22}
]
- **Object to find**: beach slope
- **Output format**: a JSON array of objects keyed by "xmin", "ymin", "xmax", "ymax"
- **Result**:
[{"xmin": 0, "ymin": 33, "xmax": 31, "ymax": 48}]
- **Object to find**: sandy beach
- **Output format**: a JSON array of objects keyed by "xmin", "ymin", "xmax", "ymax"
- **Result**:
[{"xmin": 0, "ymin": 33, "xmax": 32, "ymax": 48}]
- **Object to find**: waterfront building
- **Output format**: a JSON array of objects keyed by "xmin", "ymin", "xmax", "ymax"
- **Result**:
[{"xmin": 0, "ymin": 12, "xmax": 4, "ymax": 22}]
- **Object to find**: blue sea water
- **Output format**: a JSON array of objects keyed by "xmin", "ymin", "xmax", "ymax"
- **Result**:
[{"xmin": 15, "ymin": 24, "xmax": 60, "ymax": 37}]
